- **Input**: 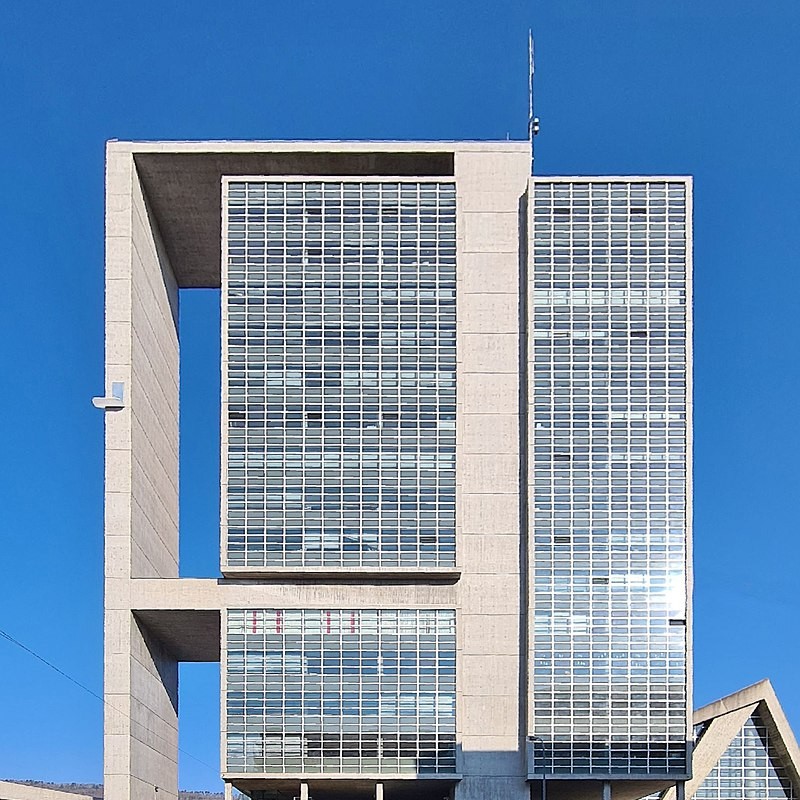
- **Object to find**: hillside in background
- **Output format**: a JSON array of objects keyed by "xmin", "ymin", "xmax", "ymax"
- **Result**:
[{"xmin": 2, "ymin": 782, "xmax": 226, "ymax": 800}]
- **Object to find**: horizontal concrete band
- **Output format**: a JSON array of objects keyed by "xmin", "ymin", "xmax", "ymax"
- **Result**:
[{"xmin": 115, "ymin": 140, "xmax": 531, "ymax": 287}]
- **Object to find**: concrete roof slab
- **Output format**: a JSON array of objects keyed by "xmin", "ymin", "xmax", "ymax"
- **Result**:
[{"xmin": 112, "ymin": 140, "xmax": 529, "ymax": 288}]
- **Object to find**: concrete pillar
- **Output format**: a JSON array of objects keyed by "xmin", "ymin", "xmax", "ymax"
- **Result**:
[
  {"xmin": 375, "ymin": 783, "xmax": 384, "ymax": 800},
  {"xmin": 602, "ymin": 780, "xmax": 612, "ymax": 800},
  {"xmin": 105, "ymin": 614, "xmax": 178, "ymax": 800},
  {"xmin": 452, "ymin": 148, "xmax": 532, "ymax": 800},
  {"xmin": 103, "ymin": 146, "xmax": 181, "ymax": 800},
  {"xmin": 676, "ymin": 782, "xmax": 686, "ymax": 800},
  {"xmin": 300, "ymin": 783, "xmax": 309, "ymax": 800}
]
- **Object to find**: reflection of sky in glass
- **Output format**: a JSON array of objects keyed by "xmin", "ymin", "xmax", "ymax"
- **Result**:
[
  {"xmin": 224, "ymin": 608, "xmax": 457, "ymax": 775},
  {"xmin": 667, "ymin": 570, "xmax": 686, "ymax": 617},
  {"xmin": 529, "ymin": 179, "xmax": 690, "ymax": 777},
  {"xmin": 695, "ymin": 713, "xmax": 796, "ymax": 800},
  {"xmin": 222, "ymin": 180, "xmax": 457, "ymax": 570}
]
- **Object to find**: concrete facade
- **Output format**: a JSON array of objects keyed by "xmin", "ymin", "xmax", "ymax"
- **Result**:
[
  {"xmin": 452, "ymin": 148, "xmax": 530, "ymax": 800},
  {"xmin": 101, "ymin": 141, "xmax": 691, "ymax": 800},
  {"xmin": 104, "ymin": 146, "xmax": 180, "ymax": 800}
]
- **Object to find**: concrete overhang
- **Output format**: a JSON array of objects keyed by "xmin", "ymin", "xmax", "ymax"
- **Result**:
[
  {"xmin": 134, "ymin": 609, "xmax": 221, "ymax": 662},
  {"xmin": 128, "ymin": 575, "xmax": 460, "ymax": 662},
  {"xmin": 109, "ymin": 139, "xmax": 530, "ymax": 289},
  {"xmin": 221, "ymin": 566, "xmax": 461, "ymax": 582},
  {"xmin": 225, "ymin": 774, "xmax": 460, "ymax": 800}
]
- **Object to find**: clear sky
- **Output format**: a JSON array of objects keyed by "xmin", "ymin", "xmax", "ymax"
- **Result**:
[{"xmin": 1, "ymin": 0, "xmax": 799, "ymax": 792}]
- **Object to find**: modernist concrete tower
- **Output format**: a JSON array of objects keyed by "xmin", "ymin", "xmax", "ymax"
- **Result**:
[{"xmin": 100, "ymin": 141, "xmax": 692, "ymax": 800}]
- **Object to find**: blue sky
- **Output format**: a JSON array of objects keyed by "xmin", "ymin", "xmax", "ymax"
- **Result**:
[{"xmin": 1, "ymin": 0, "xmax": 798, "ymax": 791}]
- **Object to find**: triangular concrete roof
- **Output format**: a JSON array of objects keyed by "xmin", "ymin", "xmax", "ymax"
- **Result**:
[{"xmin": 661, "ymin": 679, "xmax": 800, "ymax": 800}]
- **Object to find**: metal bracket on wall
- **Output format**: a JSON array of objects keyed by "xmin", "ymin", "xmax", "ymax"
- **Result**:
[{"xmin": 92, "ymin": 381, "xmax": 126, "ymax": 410}]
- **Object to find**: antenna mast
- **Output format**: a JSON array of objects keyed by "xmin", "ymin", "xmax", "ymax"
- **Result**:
[{"xmin": 528, "ymin": 30, "xmax": 540, "ymax": 174}]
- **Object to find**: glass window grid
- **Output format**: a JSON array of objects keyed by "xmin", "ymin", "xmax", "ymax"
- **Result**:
[
  {"xmin": 223, "ymin": 181, "xmax": 457, "ymax": 569},
  {"xmin": 694, "ymin": 713, "xmax": 797, "ymax": 800},
  {"xmin": 529, "ymin": 181, "xmax": 689, "ymax": 777},
  {"xmin": 224, "ymin": 608, "xmax": 457, "ymax": 775}
]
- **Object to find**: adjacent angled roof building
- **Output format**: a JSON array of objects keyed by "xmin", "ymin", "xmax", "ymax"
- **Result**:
[{"xmin": 657, "ymin": 680, "xmax": 800, "ymax": 800}]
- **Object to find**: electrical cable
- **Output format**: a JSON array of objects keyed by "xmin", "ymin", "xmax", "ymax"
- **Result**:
[{"xmin": 0, "ymin": 626, "xmax": 220, "ymax": 789}]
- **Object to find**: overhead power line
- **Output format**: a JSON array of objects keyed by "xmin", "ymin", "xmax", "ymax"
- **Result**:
[{"xmin": 0, "ymin": 626, "xmax": 220, "ymax": 784}]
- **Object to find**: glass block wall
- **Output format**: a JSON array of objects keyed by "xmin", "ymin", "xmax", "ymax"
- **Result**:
[
  {"xmin": 224, "ymin": 609, "xmax": 457, "ymax": 774},
  {"xmin": 222, "ymin": 180, "xmax": 457, "ymax": 569},
  {"xmin": 694, "ymin": 712, "xmax": 797, "ymax": 800},
  {"xmin": 529, "ymin": 179, "xmax": 691, "ymax": 776}
]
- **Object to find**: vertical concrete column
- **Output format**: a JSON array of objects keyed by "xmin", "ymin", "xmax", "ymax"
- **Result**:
[
  {"xmin": 375, "ymin": 783, "xmax": 384, "ymax": 800},
  {"xmin": 104, "ymin": 144, "xmax": 180, "ymax": 800},
  {"xmin": 602, "ymin": 781, "xmax": 612, "ymax": 800},
  {"xmin": 300, "ymin": 783, "xmax": 309, "ymax": 800},
  {"xmin": 453, "ymin": 146, "xmax": 531, "ymax": 800},
  {"xmin": 126, "ymin": 155, "xmax": 180, "ymax": 579}
]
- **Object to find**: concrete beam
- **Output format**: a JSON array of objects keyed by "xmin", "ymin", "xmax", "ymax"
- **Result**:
[{"xmin": 114, "ymin": 140, "xmax": 530, "ymax": 288}]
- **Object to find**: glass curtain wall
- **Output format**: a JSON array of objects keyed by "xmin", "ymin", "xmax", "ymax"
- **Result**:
[
  {"xmin": 222, "ymin": 180, "xmax": 457, "ymax": 569},
  {"xmin": 224, "ymin": 608, "xmax": 457, "ymax": 774},
  {"xmin": 694, "ymin": 712, "xmax": 797, "ymax": 800},
  {"xmin": 529, "ymin": 179, "xmax": 690, "ymax": 776}
]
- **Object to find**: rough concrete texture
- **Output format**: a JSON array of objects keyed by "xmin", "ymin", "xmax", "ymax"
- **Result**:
[
  {"xmin": 452, "ymin": 148, "xmax": 530, "ymax": 800},
  {"xmin": 111, "ymin": 139, "xmax": 527, "ymax": 288},
  {"xmin": 101, "ymin": 141, "xmax": 695, "ymax": 800},
  {"xmin": 103, "ymin": 141, "xmax": 537, "ymax": 800},
  {"xmin": 104, "ymin": 146, "xmax": 180, "ymax": 800}
]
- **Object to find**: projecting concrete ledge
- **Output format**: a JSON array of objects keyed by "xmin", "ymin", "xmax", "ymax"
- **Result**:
[
  {"xmin": 221, "ymin": 566, "xmax": 462, "ymax": 583},
  {"xmin": 127, "ymin": 576, "xmax": 462, "ymax": 662},
  {"xmin": 110, "ymin": 139, "xmax": 531, "ymax": 287},
  {"xmin": 225, "ymin": 774, "xmax": 461, "ymax": 800},
  {"xmin": 127, "ymin": 577, "xmax": 460, "ymax": 610},
  {"xmin": 134, "ymin": 609, "xmax": 220, "ymax": 662},
  {"xmin": 223, "ymin": 773, "xmax": 461, "ymax": 780}
]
